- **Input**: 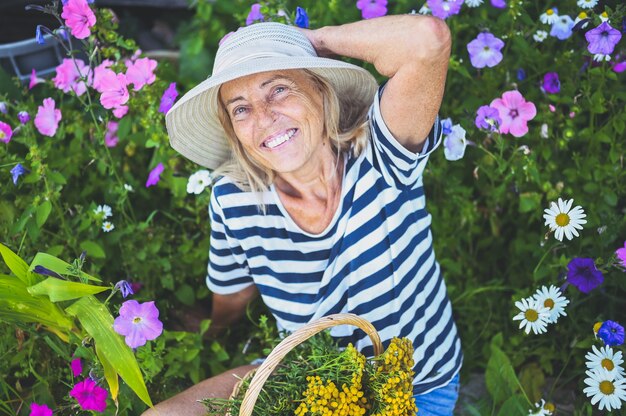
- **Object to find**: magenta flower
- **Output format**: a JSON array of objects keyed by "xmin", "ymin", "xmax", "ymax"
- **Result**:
[
  {"xmin": 113, "ymin": 300, "xmax": 163, "ymax": 348},
  {"xmin": 93, "ymin": 60, "xmax": 113, "ymax": 93},
  {"xmin": 0, "ymin": 121, "xmax": 13, "ymax": 143},
  {"xmin": 542, "ymin": 72, "xmax": 560, "ymax": 94},
  {"xmin": 104, "ymin": 121, "xmax": 119, "ymax": 147},
  {"xmin": 53, "ymin": 58, "xmax": 92, "ymax": 97},
  {"xmin": 427, "ymin": 0, "xmax": 463, "ymax": 19},
  {"xmin": 29, "ymin": 403, "xmax": 53, "ymax": 416},
  {"xmin": 467, "ymin": 32, "xmax": 505, "ymax": 68},
  {"xmin": 69, "ymin": 379, "xmax": 107, "ymax": 412},
  {"xmin": 112, "ymin": 105, "xmax": 128, "ymax": 119},
  {"xmin": 246, "ymin": 3, "xmax": 264, "ymax": 25},
  {"xmin": 34, "ymin": 98, "xmax": 62, "ymax": 137},
  {"xmin": 158, "ymin": 82, "xmax": 178, "ymax": 114},
  {"xmin": 29, "ymin": 69, "xmax": 45, "ymax": 89},
  {"xmin": 616, "ymin": 241, "xmax": 626, "ymax": 267},
  {"xmin": 61, "ymin": 0, "xmax": 96, "ymax": 40},
  {"xmin": 99, "ymin": 71, "xmax": 129, "ymax": 110},
  {"xmin": 145, "ymin": 163, "xmax": 164, "ymax": 188},
  {"xmin": 357, "ymin": 0, "xmax": 388, "ymax": 19},
  {"xmin": 490, "ymin": 90, "xmax": 536, "ymax": 137},
  {"xmin": 71, "ymin": 357, "xmax": 82, "ymax": 377},
  {"xmin": 613, "ymin": 61, "xmax": 626, "ymax": 73},
  {"xmin": 475, "ymin": 105, "xmax": 501, "ymax": 131},
  {"xmin": 585, "ymin": 22, "xmax": 622, "ymax": 55},
  {"xmin": 125, "ymin": 57, "xmax": 157, "ymax": 91}
]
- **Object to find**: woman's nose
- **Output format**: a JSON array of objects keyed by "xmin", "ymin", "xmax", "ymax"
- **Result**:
[{"xmin": 255, "ymin": 102, "xmax": 277, "ymax": 126}]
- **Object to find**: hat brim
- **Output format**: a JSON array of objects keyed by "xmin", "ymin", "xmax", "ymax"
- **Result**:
[{"xmin": 165, "ymin": 56, "xmax": 378, "ymax": 170}]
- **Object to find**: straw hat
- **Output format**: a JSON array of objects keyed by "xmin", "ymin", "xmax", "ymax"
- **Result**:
[{"xmin": 165, "ymin": 22, "xmax": 378, "ymax": 170}]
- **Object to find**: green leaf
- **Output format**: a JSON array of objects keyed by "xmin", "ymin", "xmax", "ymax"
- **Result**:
[
  {"xmin": 518, "ymin": 363, "xmax": 544, "ymax": 404},
  {"xmin": 96, "ymin": 344, "xmax": 120, "ymax": 401},
  {"xmin": 497, "ymin": 394, "xmax": 528, "ymax": 416},
  {"xmin": 30, "ymin": 252, "xmax": 101, "ymax": 283},
  {"xmin": 66, "ymin": 296, "xmax": 153, "ymax": 407},
  {"xmin": 47, "ymin": 171, "xmax": 67, "ymax": 185},
  {"xmin": 485, "ymin": 338, "xmax": 520, "ymax": 405},
  {"xmin": 518, "ymin": 192, "xmax": 541, "ymax": 213},
  {"xmin": 0, "ymin": 242, "xmax": 35, "ymax": 285},
  {"xmin": 80, "ymin": 241, "xmax": 106, "ymax": 259},
  {"xmin": 117, "ymin": 116, "xmax": 132, "ymax": 140},
  {"xmin": 27, "ymin": 278, "xmax": 109, "ymax": 302},
  {"xmin": 36, "ymin": 201, "xmax": 52, "ymax": 228}
]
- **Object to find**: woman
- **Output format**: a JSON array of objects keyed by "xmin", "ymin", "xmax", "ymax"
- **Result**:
[{"xmin": 151, "ymin": 14, "xmax": 460, "ymax": 416}]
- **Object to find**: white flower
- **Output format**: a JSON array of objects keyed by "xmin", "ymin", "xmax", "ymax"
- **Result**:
[
  {"xmin": 102, "ymin": 221, "xmax": 115, "ymax": 232},
  {"xmin": 124, "ymin": 184, "xmax": 134, "ymax": 192},
  {"xmin": 540, "ymin": 8, "xmax": 559, "ymax": 25},
  {"xmin": 543, "ymin": 198, "xmax": 587, "ymax": 241},
  {"xmin": 540, "ymin": 123, "xmax": 549, "ymax": 138},
  {"xmin": 418, "ymin": 4, "xmax": 431, "ymax": 15},
  {"xmin": 577, "ymin": 0, "xmax": 598, "ymax": 8},
  {"xmin": 593, "ymin": 54, "xmax": 611, "ymax": 62},
  {"xmin": 583, "ymin": 367, "xmax": 626, "ymax": 411},
  {"xmin": 513, "ymin": 297, "xmax": 550, "ymax": 335},
  {"xmin": 186, "ymin": 170, "xmax": 212, "ymax": 195},
  {"xmin": 94, "ymin": 204, "xmax": 112, "ymax": 219},
  {"xmin": 574, "ymin": 12, "xmax": 590, "ymax": 29},
  {"xmin": 533, "ymin": 30, "xmax": 548, "ymax": 42},
  {"xmin": 599, "ymin": 11, "xmax": 609, "ymax": 23},
  {"xmin": 465, "ymin": 0, "xmax": 483, "ymax": 7},
  {"xmin": 528, "ymin": 399, "xmax": 554, "ymax": 415},
  {"xmin": 533, "ymin": 285, "xmax": 568, "ymax": 324},
  {"xmin": 585, "ymin": 345, "xmax": 626, "ymax": 379},
  {"xmin": 443, "ymin": 124, "xmax": 467, "ymax": 161}
]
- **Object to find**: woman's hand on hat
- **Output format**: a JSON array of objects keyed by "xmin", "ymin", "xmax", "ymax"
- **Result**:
[{"xmin": 296, "ymin": 27, "xmax": 335, "ymax": 58}]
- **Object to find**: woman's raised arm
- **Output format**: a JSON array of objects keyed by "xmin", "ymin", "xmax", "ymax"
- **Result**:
[{"xmin": 302, "ymin": 15, "xmax": 451, "ymax": 152}]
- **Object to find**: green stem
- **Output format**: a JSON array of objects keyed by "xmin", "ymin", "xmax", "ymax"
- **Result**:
[{"xmin": 533, "ymin": 242, "xmax": 564, "ymax": 278}]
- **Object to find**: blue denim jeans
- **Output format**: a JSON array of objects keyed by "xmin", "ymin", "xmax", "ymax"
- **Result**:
[{"xmin": 413, "ymin": 373, "xmax": 460, "ymax": 416}]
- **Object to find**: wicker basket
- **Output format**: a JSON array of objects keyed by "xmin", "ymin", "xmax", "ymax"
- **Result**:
[{"xmin": 230, "ymin": 313, "xmax": 384, "ymax": 416}]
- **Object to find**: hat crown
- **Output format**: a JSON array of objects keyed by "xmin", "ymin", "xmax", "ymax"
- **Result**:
[{"xmin": 213, "ymin": 23, "xmax": 317, "ymax": 75}]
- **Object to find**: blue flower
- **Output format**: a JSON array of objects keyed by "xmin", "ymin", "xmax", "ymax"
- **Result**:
[
  {"xmin": 516, "ymin": 68, "xmax": 526, "ymax": 81},
  {"xmin": 441, "ymin": 117, "xmax": 453, "ymax": 135},
  {"xmin": 598, "ymin": 320, "xmax": 625, "ymax": 346},
  {"xmin": 33, "ymin": 265, "xmax": 64, "ymax": 279},
  {"xmin": 36, "ymin": 25, "xmax": 45, "ymax": 44},
  {"xmin": 550, "ymin": 15, "xmax": 574, "ymax": 40},
  {"xmin": 295, "ymin": 7, "xmax": 309, "ymax": 28},
  {"xmin": 10, "ymin": 163, "xmax": 29, "ymax": 185},
  {"xmin": 114, "ymin": 280, "xmax": 135, "ymax": 298}
]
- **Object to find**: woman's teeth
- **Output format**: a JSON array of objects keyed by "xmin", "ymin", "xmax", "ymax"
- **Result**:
[{"xmin": 265, "ymin": 129, "xmax": 296, "ymax": 149}]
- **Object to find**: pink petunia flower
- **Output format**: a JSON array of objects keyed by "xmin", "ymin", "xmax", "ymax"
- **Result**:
[
  {"xmin": 70, "ymin": 357, "xmax": 82, "ymax": 377},
  {"xmin": 99, "ymin": 71, "xmax": 129, "ymax": 110},
  {"xmin": 29, "ymin": 403, "xmax": 53, "ymax": 416},
  {"xmin": 145, "ymin": 163, "xmax": 164, "ymax": 187},
  {"xmin": 616, "ymin": 241, "xmax": 626, "ymax": 268},
  {"xmin": 112, "ymin": 105, "xmax": 128, "ymax": 118},
  {"xmin": 53, "ymin": 58, "xmax": 92, "ymax": 96},
  {"xmin": 92, "ymin": 59, "xmax": 113, "ymax": 93},
  {"xmin": 113, "ymin": 300, "xmax": 163, "ymax": 348},
  {"xmin": 29, "ymin": 69, "xmax": 45, "ymax": 89},
  {"xmin": 34, "ymin": 98, "xmax": 62, "ymax": 137},
  {"xmin": 69, "ymin": 379, "xmax": 107, "ymax": 412},
  {"xmin": 61, "ymin": 0, "xmax": 97, "ymax": 40},
  {"xmin": 356, "ymin": 0, "xmax": 388, "ymax": 19},
  {"xmin": 0, "ymin": 121, "xmax": 13, "ymax": 143},
  {"xmin": 490, "ymin": 90, "xmax": 536, "ymax": 137},
  {"xmin": 125, "ymin": 57, "xmax": 157, "ymax": 91},
  {"xmin": 104, "ymin": 121, "xmax": 119, "ymax": 147}
]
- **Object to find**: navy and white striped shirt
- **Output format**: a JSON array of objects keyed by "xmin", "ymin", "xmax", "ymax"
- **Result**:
[{"xmin": 207, "ymin": 86, "xmax": 462, "ymax": 394}]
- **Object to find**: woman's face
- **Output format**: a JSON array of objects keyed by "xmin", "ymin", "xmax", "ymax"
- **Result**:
[{"xmin": 219, "ymin": 70, "xmax": 328, "ymax": 175}]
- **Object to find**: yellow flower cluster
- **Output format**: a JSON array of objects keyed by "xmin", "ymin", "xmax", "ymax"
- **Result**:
[{"xmin": 295, "ymin": 345, "xmax": 368, "ymax": 416}]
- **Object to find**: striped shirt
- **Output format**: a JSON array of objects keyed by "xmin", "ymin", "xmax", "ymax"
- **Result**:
[{"xmin": 207, "ymin": 85, "xmax": 462, "ymax": 394}]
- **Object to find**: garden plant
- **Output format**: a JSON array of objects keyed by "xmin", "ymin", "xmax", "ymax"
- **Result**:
[{"xmin": 0, "ymin": 0, "xmax": 625, "ymax": 415}]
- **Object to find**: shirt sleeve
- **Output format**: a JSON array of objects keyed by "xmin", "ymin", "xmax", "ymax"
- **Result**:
[
  {"xmin": 206, "ymin": 188, "xmax": 254, "ymax": 295},
  {"xmin": 368, "ymin": 83, "xmax": 443, "ymax": 188}
]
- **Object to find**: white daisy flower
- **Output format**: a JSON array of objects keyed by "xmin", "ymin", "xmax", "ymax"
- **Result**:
[
  {"xmin": 102, "ymin": 221, "xmax": 115, "ymax": 232},
  {"xmin": 528, "ymin": 398, "xmax": 555, "ymax": 415},
  {"xmin": 186, "ymin": 170, "xmax": 212, "ymax": 195},
  {"xmin": 94, "ymin": 204, "xmax": 112, "ymax": 219},
  {"xmin": 540, "ymin": 8, "xmax": 559, "ymax": 25},
  {"xmin": 533, "ymin": 285, "xmax": 569, "ymax": 324},
  {"xmin": 577, "ymin": 0, "xmax": 598, "ymax": 8},
  {"xmin": 583, "ymin": 367, "xmax": 626, "ymax": 411},
  {"xmin": 513, "ymin": 297, "xmax": 550, "ymax": 335},
  {"xmin": 465, "ymin": 0, "xmax": 483, "ymax": 7},
  {"xmin": 574, "ymin": 12, "xmax": 590, "ymax": 29},
  {"xmin": 542, "ymin": 198, "xmax": 587, "ymax": 241},
  {"xmin": 533, "ymin": 30, "xmax": 548, "ymax": 42},
  {"xmin": 593, "ymin": 54, "xmax": 611, "ymax": 62},
  {"xmin": 585, "ymin": 345, "xmax": 626, "ymax": 378},
  {"xmin": 599, "ymin": 11, "xmax": 609, "ymax": 23}
]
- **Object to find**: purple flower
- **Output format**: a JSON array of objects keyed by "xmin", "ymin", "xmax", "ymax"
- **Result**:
[
  {"xmin": 566, "ymin": 257, "xmax": 604, "ymax": 293},
  {"xmin": 246, "ymin": 3, "xmax": 264, "ymax": 25},
  {"xmin": 158, "ymin": 82, "xmax": 178, "ymax": 114},
  {"xmin": 616, "ymin": 241, "xmax": 626, "ymax": 267},
  {"xmin": 542, "ymin": 72, "xmax": 560, "ymax": 94},
  {"xmin": 114, "ymin": 280, "xmax": 134, "ymax": 298},
  {"xmin": 33, "ymin": 265, "xmax": 64, "ymax": 279},
  {"xmin": 427, "ymin": 0, "xmax": 463, "ymax": 19},
  {"xmin": 295, "ymin": 7, "xmax": 309, "ymax": 28},
  {"xmin": 475, "ymin": 105, "xmax": 501, "ymax": 131},
  {"xmin": 71, "ymin": 357, "xmax": 82, "ymax": 377},
  {"xmin": 550, "ymin": 15, "xmax": 574, "ymax": 40},
  {"xmin": 516, "ymin": 68, "xmax": 526, "ymax": 81},
  {"xmin": 146, "ymin": 163, "xmax": 164, "ymax": 188},
  {"xmin": 490, "ymin": 0, "xmax": 506, "ymax": 8},
  {"xmin": 0, "ymin": 102, "xmax": 7, "ymax": 114},
  {"xmin": 356, "ymin": 0, "xmax": 388, "ymax": 19},
  {"xmin": 441, "ymin": 117, "xmax": 453, "ymax": 135},
  {"xmin": 11, "ymin": 163, "xmax": 29, "ymax": 185},
  {"xmin": 586, "ymin": 22, "xmax": 622, "ymax": 55},
  {"xmin": 18, "ymin": 111, "xmax": 30, "ymax": 124},
  {"xmin": 69, "ymin": 379, "xmax": 107, "ymax": 412},
  {"xmin": 467, "ymin": 32, "xmax": 505, "ymax": 68},
  {"xmin": 29, "ymin": 403, "xmax": 53, "ymax": 416},
  {"xmin": 598, "ymin": 320, "xmax": 625, "ymax": 346},
  {"xmin": 113, "ymin": 300, "xmax": 163, "ymax": 348},
  {"xmin": 35, "ymin": 25, "xmax": 45, "ymax": 44},
  {"xmin": 0, "ymin": 121, "xmax": 13, "ymax": 143}
]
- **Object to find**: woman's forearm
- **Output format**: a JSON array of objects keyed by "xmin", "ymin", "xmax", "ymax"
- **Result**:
[{"xmin": 307, "ymin": 15, "xmax": 451, "ymax": 78}]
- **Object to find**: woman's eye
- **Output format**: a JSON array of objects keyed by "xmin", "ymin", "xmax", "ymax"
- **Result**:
[
  {"xmin": 233, "ymin": 107, "xmax": 247, "ymax": 116},
  {"xmin": 273, "ymin": 86, "xmax": 286, "ymax": 95}
]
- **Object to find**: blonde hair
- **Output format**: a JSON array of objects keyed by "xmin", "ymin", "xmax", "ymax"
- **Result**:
[{"xmin": 212, "ymin": 69, "xmax": 369, "ymax": 196}]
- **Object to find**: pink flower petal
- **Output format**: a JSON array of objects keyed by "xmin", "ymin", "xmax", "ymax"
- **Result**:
[{"xmin": 61, "ymin": 0, "xmax": 97, "ymax": 40}]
